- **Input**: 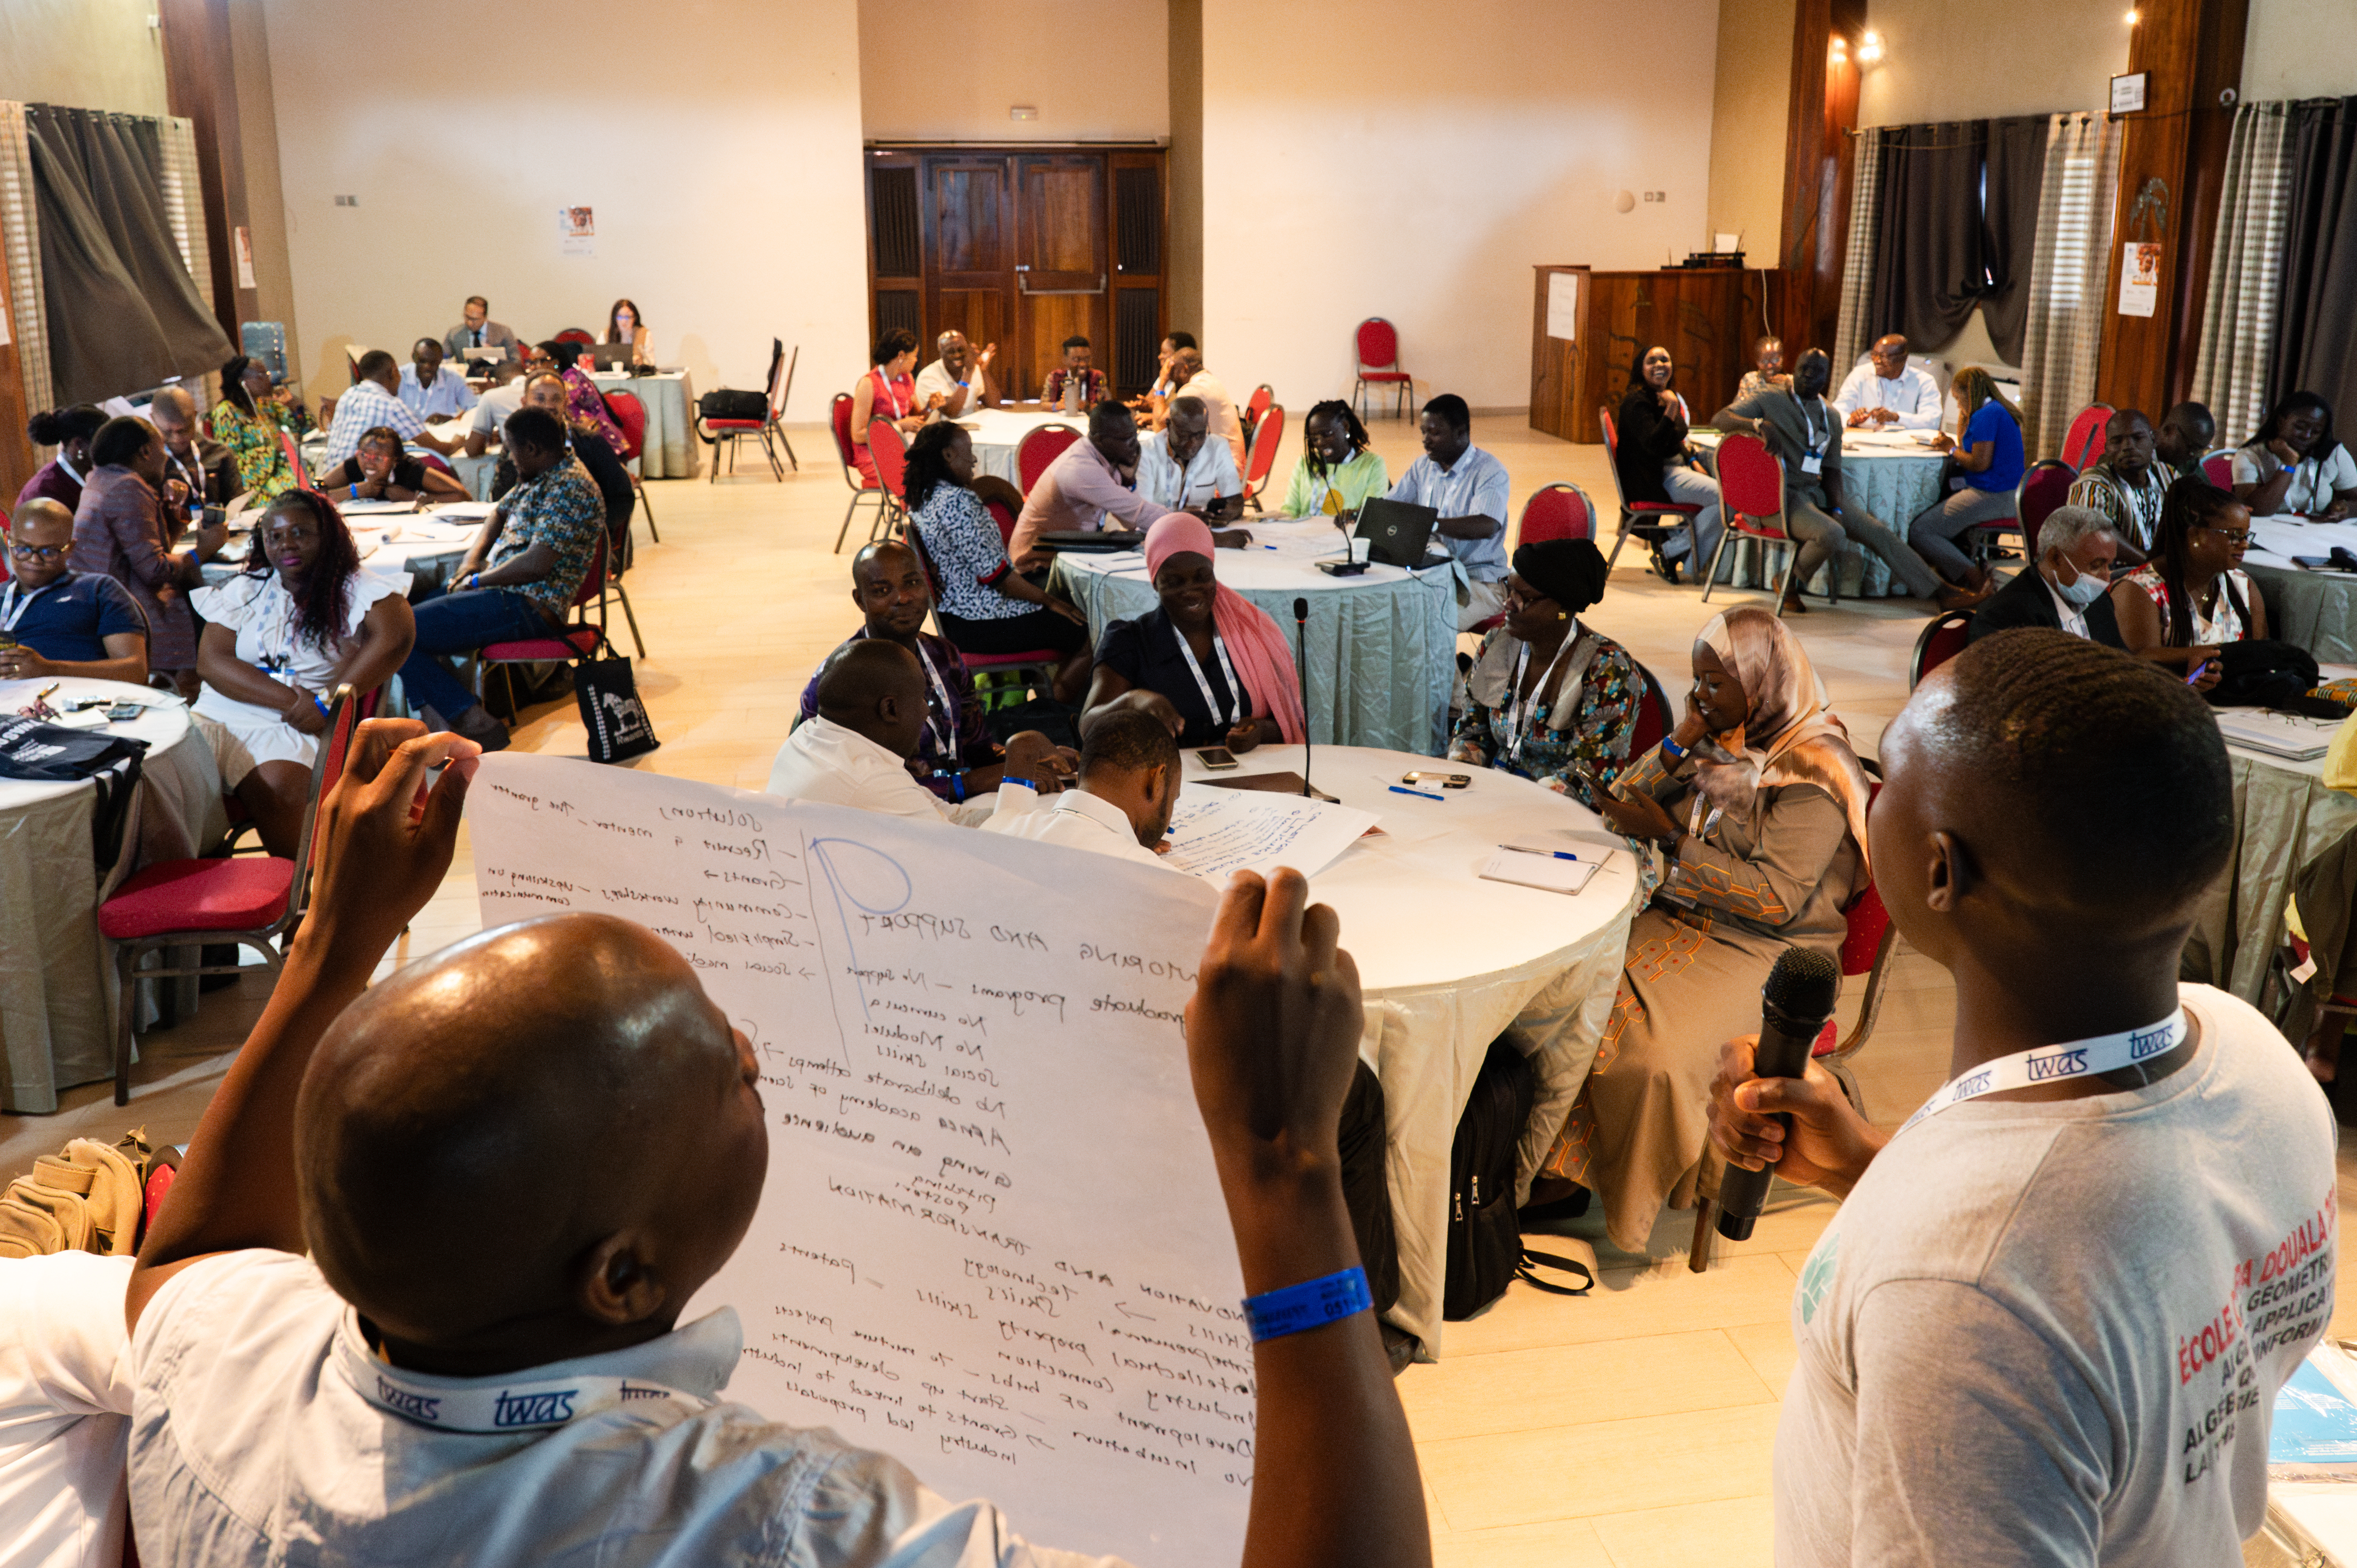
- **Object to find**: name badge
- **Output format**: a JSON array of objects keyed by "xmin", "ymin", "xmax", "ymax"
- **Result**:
[{"xmin": 1800, "ymin": 452, "xmax": 1823, "ymax": 475}]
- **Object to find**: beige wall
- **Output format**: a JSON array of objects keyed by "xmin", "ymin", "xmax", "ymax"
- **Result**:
[
  {"xmin": 259, "ymin": 0, "xmax": 869, "ymax": 420},
  {"xmin": 225, "ymin": 0, "xmax": 300, "ymax": 380},
  {"xmin": 1858, "ymin": 0, "xmax": 2126, "ymax": 126},
  {"xmin": 0, "ymin": 0, "xmax": 170, "ymax": 115},
  {"xmin": 2243, "ymin": 0, "xmax": 2357, "ymax": 99},
  {"xmin": 861, "ymin": 0, "xmax": 1168, "ymax": 142},
  {"xmin": 1707, "ymin": 0, "xmax": 1794, "ymax": 260},
  {"xmin": 1200, "ymin": 0, "xmax": 1721, "ymax": 413}
]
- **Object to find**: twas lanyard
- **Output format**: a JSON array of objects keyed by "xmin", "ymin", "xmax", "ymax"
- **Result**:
[
  {"xmin": 1897, "ymin": 1009, "xmax": 2189, "ymax": 1137},
  {"xmin": 358, "ymin": 1361, "xmax": 711, "ymax": 1435}
]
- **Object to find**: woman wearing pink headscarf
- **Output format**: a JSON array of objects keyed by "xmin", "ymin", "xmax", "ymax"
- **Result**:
[
  {"xmin": 1525, "ymin": 604, "xmax": 1873, "ymax": 1254},
  {"xmin": 1080, "ymin": 514, "xmax": 1307, "ymax": 753}
]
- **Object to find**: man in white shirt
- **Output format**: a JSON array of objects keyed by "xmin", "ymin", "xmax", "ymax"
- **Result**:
[
  {"xmin": 461, "ymin": 360, "xmax": 534, "ymax": 459},
  {"xmin": 399, "ymin": 338, "xmax": 479, "ymax": 420},
  {"xmin": 1, "ymin": 1253, "xmax": 135, "ymax": 1568},
  {"xmin": 323, "ymin": 350, "xmax": 461, "ymax": 467},
  {"xmin": 1833, "ymin": 335, "xmax": 1942, "ymax": 431},
  {"xmin": 122, "ymin": 718, "xmax": 1432, "ymax": 1568},
  {"xmin": 985, "ymin": 705, "xmax": 1179, "ymax": 869},
  {"xmin": 1708, "ymin": 631, "xmax": 2334, "ymax": 1566},
  {"xmin": 766, "ymin": 640, "xmax": 1067, "ymax": 825},
  {"xmin": 912, "ymin": 330, "xmax": 996, "ymax": 418},
  {"xmin": 1966, "ymin": 505, "xmax": 2125, "ymax": 646},
  {"xmin": 1136, "ymin": 396, "xmax": 1243, "ymax": 520},
  {"xmin": 1152, "ymin": 349, "xmax": 1246, "ymax": 470}
]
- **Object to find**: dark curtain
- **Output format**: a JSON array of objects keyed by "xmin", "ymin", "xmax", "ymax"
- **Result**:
[
  {"xmin": 1980, "ymin": 116, "xmax": 2048, "ymax": 365},
  {"xmin": 1868, "ymin": 121, "xmax": 1988, "ymax": 349},
  {"xmin": 2270, "ymin": 97, "xmax": 2357, "ymax": 426},
  {"xmin": 25, "ymin": 104, "xmax": 233, "ymax": 404}
]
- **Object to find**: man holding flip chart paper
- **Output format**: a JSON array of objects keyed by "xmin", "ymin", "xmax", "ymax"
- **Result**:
[{"xmin": 121, "ymin": 718, "xmax": 1429, "ymax": 1568}]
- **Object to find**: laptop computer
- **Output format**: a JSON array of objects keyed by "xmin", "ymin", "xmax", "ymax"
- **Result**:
[
  {"xmin": 458, "ymin": 342, "xmax": 506, "ymax": 362},
  {"xmin": 1038, "ymin": 530, "xmax": 1145, "ymax": 553},
  {"xmin": 588, "ymin": 343, "xmax": 636, "ymax": 371},
  {"xmin": 1353, "ymin": 497, "xmax": 1440, "ymax": 569}
]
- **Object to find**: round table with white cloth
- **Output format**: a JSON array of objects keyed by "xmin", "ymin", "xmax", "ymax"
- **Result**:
[
  {"xmin": 198, "ymin": 507, "xmax": 480, "ymax": 596},
  {"xmin": 585, "ymin": 369, "xmax": 699, "ymax": 478},
  {"xmin": 1055, "ymin": 520, "xmax": 1459, "ymax": 754},
  {"xmin": 0, "ymin": 677, "xmax": 226, "ymax": 1112},
  {"xmin": 956, "ymin": 406, "xmax": 1090, "ymax": 486},
  {"xmin": 1178, "ymin": 745, "xmax": 1642, "ymax": 1357},
  {"xmin": 1687, "ymin": 428, "xmax": 1950, "ymax": 599},
  {"xmin": 2245, "ymin": 514, "xmax": 2357, "ymax": 663}
]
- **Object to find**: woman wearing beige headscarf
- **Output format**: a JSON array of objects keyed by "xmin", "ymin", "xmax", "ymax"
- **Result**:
[{"xmin": 1528, "ymin": 605, "xmax": 1872, "ymax": 1253}]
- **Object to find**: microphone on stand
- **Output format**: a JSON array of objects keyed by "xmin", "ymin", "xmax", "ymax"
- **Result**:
[
  {"xmin": 1292, "ymin": 597, "xmax": 1311, "ymax": 799},
  {"xmin": 1713, "ymin": 945, "xmax": 1841, "ymax": 1243}
]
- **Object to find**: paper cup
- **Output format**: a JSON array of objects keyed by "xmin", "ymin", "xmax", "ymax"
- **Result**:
[{"xmin": 1349, "ymin": 538, "xmax": 1371, "ymax": 565}]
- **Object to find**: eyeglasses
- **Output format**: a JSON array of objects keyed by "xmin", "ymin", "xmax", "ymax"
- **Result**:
[
  {"xmin": 7, "ymin": 543, "xmax": 63, "ymax": 562},
  {"xmin": 2202, "ymin": 527, "xmax": 2252, "ymax": 545}
]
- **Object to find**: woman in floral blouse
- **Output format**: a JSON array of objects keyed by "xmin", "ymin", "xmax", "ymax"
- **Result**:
[
  {"xmin": 1448, "ymin": 537, "xmax": 1641, "ymax": 809},
  {"xmin": 209, "ymin": 355, "xmax": 300, "ymax": 503}
]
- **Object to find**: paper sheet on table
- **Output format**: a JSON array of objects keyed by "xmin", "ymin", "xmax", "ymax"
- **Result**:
[
  {"xmin": 2218, "ymin": 710, "xmax": 2342, "ymax": 760},
  {"xmin": 465, "ymin": 756, "xmax": 1246, "ymax": 1566},
  {"xmin": 334, "ymin": 497, "xmax": 418, "ymax": 515},
  {"xmin": 1479, "ymin": 848, "xmax": 1601, "ymax": 894},
  {"xmin": 1164, "ymin": 785, "xmax": 1378, "ymax": 881}
]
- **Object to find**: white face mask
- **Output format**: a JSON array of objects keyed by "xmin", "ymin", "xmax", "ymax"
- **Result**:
[{"xmin": 2051, "ymin": 554, "xmax": 2109, "ymax": 607}]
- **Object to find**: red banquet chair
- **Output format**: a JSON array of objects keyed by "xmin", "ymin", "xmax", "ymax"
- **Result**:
[
  {"xmin": 1598, "ymin": 407, "xmax": 1702, "ymax": 571},
  {"xmin": 1910, "ymin": 609, "xmax": 1976, "ymax": 690},
  {"xmin": 1690, "ymin": 780, "xmax": 1893, "ymax": 1273},
  {"xmin": 472, "ymin": 536, "xmax": 615, "ymax": 718},
  {"xmin": 99, "ymin": 684, "xmax": 361, "ymax": 1105},
  {"xmin": 2202, "ymin": 450, "xmax": 2236, "ymax": 489},
  {"xmin": 1626, "ymin": 657, "xmax": 1673, "ymax": 759},
  {"xmin": 702, "ymin": 339, "xmax": 794, "ymax": 485},
  {"xmin": 1703, "ymin": 431, "xmax": 1818, "ymax": 615},
  {"xmin": 866, "ymin": 419, "xmax": 911, "ymax": 532},
  {"xmin": 2015, "ymin": 457, "xmax": 2078, "ymax": 547},
  {"xmin": 600, "ymin": 387, "xmax": 662, "ymax": 544},
  {"xmin": 2061, "ymin": 403, "xmax": 2115, "ymax": 472},
  {"xmin": 831, "ymin": 392, "xmax": 891, "ymax": 552},
  {"xmin": 1241, "ymin": 404, "xmax": 1284, "ymax": 513},
  {"xmin": 1353, "ymin": 318, "xmax": 1414, "ymax": 422},
  {"xmin": 555, "ymin": 328, "xmax": 597, "ymax": 348},
  {"xmin": 1242, "ymin": 383, "xmax": 1274, "ymax": 446},
  {"xmin": 1516, "ymin": 482, "xmax": 1597, "ymax": 547},
  {"xmin": 1016, "ymin": 424, "xmax": 1083, "ymax": 495}
]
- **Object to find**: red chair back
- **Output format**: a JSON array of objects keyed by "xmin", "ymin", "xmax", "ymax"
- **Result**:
[
  {"xmin": 831, "ymin": 393, "xmax": 864, "ymax": 471},
  {"xmin": 1840, "ymin": 879, "xmax": 1891, "ymax": 977},
  {"xmin": 556, "ymin": 328, "xmax": 596, "ymax": 348},
  {"xmin": 866, "ymin": 420, "xmax": 909, "ymax": 501},
  {"xmin": 1245, "ymin": 384, "xmax": 1274, "ymax": 434},
  {"xmin": 2201, "ymin": 450, "xmax": 2235, "ymax": 489},
  {"xmin": 1355, "ymin": 318, "xmax": 1400, "ymax": 372},
  {"xmin": 1517, "ymin": 483, "xmax": 1595, "ymax": 545},
  {"xmin": 1595, "ymin": 408, "xmax": 1638, "ymax": 511},
  {"xmin": 1242, "ymin": 405, "xmax": 1283, "ymax": 496},
  {"xmin": 419, "ymin": 451, "xmax": 456, "ymax": 476},
  {"xmin": 1714, "ymin": 432, "xmax": 1787, "ymax": 527},
  {"xmin": 2062, "ymin": 403, "xmax": 2114, "ymax": 470},
  {"xmin": 604, "ymin": 389, "xmax": 649, "ymax": 463},
  {"xmin": 985, "ymin": 497, "xmax": 1019, "ymax": 550},
  {"xmin": 1017, "ymin": 425, "xmax": 1082, "ymax": 494},
  {"xmin": 1909, "ymin": 609, "xmax": 1975, "ymax": 690},
  {"xmin": 2015, "ymin": 458, "xmax": 2078, "ymax": 542},
  {"xmin": 1627, "ymin": 659, "xmax": 1672, "ymax": 758}
]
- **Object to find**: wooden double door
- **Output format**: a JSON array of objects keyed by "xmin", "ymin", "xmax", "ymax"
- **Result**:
[{"xmin": 866, "ymin": 146, "xmax": 1166, "ymax": 402}]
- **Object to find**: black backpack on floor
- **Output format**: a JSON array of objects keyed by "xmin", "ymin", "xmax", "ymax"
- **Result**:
[
  {"xmin": 1444, "ymin": 1038, "xmax": 1593, "ymax": 1319},
  {"xmin": 1339, "ymin": 1061, "xmax": 1400, "ymax": 1316}
]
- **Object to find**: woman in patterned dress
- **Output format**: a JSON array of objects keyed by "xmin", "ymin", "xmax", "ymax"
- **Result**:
[{"xmin": 209, "ymin": 356, "xmax": 301, "ymax": 504}]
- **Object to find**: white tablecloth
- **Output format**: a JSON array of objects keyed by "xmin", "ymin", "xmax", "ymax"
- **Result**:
[
  {"xmin": 1054, "ymin": 520, "xmax": 1459, "ymax": 754},
  {"xmin": 0, "ymin": 678, "xmax": 225, "ymax": 1111},
  {"xmin": 1177, "ymin": 746, "xmax": 1641, "ymax": 1356},
  {"xmin": 956, "ymin": 405, "xmax": 1089, "ymax": 486},
  {"xmin": 586, "ymin": 370, "xmax": 699, "ymax": 478},
  {"xmin": 199, "ymin": 511, "xmax": 477, "ymax": 596},
  {"xmin": 2246, "ymin": 514, "xmax": 2357, "ymax": 663},
  {"xmin": 1688, "ymin": 428, "xmax": 1951, "ymax": 598}
]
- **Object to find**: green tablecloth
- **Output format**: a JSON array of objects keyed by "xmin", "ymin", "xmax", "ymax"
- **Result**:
[
  {"xmin": 587, "ymin": 370, "xmax": 699, "ymax": 478},
  {"xmin": 2183, "ymin": 750, "xmax": 2357, "ymax": 1007},
  {"xmin": 1685, "ymin": 432, "xmax": 1950, "ymax": 598},
  {"xmin": 2245, "ymin": 562, "xmax": 2357, "ymax": 664}
]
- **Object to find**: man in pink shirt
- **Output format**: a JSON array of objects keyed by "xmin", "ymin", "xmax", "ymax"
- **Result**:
[{"xmin": 1007, "ymin": 402, "xmax": 1172, "ymax": 572}]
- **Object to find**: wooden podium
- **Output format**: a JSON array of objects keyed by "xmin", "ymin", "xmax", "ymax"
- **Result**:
[{"xmin": 1530, "ymin": 264, "xmax": 1784, "ymax": 445}]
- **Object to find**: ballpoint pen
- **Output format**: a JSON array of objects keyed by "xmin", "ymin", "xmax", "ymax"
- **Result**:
[
  {"xmin": 1500, "ymin": 846, "xmax": 1581, "ymax": 861},
  {"xmin": 1389, "ymin": 784, "xmax": 1443, "ymax": 801}
]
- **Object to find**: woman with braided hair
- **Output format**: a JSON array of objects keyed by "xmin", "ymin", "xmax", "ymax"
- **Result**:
[{"xmin": 1280, "ymin": 400, "xmax": 1388, "ymax": 520}]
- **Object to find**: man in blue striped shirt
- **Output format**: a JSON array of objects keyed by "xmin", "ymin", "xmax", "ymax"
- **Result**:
[{"xmin": 1386, "ymin": 394, "xmax": 1510, "ymax": 628}]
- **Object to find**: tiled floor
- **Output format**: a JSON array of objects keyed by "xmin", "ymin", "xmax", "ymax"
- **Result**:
[{"xmin": 6, "ymin": 412, "xmax": 2345, "ymax": 1566}]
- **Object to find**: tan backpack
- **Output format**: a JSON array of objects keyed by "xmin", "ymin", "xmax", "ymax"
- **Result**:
[{"xmin": 0, "ymin": 1128, "xmax": 172, "ymax": 1260}]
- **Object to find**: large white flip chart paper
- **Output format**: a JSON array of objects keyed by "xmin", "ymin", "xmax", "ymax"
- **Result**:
[{"xmin": 467, "ymin": 755, "xmax": 1248, "ymax": 1564}]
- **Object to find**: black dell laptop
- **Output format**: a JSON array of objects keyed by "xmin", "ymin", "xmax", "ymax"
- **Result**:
[
  {"xmin": 1038, "ymin": 529, "xmax": 1145, "ymax": 553},
  {"xmin": 1353, "ymin": 497, "xmax": 1440, "ymax": 569}
]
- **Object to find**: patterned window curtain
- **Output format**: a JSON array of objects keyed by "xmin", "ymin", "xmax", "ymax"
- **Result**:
[
  {"xmin": 155, "ymin": 115, "xmax": 219, "ymax": 411},
  {"xmin": 2016, "ymin": 111, "xmax": 2124, "ymax": 459},
  {"xmin": 1832, "ymin": 126, "xmax": 1885, "ymax": 374},
  {"xmin": 0, "ymin": 104, "xmax": 56, "ymax": 441},
  {"xmin": 2190, "ymin": 103, "xmax": 2294, "ymax": 448}
]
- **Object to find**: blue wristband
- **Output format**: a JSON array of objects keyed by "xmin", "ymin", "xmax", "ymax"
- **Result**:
[
  {"xmin": 1242, "ymin": 1266, "xmax": 1372, "ymax": 1343},
  {"xmin": 311, "ymin": 695, "xmax": 332, "ymax": 720},
  {"xmin": 1658, "ymin": 736, "xmax": 1687, "ymax": 762},
  {"xmin": 950, "ymin": 772, "xmax": 968, "ymax": 804}
]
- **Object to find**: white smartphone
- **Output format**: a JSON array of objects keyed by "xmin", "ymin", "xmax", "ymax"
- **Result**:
[{"xmin": 1195, "ymin": 747, "xmax": 1240, "ymax": 770}]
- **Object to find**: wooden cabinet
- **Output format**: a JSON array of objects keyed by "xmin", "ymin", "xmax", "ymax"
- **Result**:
[
  {"xmin": 864, "ymin": 146, "xmax": 1167, "ymax": 402},
  {"xmin": 1530, "ymin": 266, "xmax": 1786, "ymax": 444}
]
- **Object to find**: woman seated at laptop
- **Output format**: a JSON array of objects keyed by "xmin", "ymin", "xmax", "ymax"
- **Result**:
[
  {"xmin": 322, "ymin": 427, "xmax": 468, "ymax": 504},
  {"xmin": 1082, "ymin": 513, "xmax": 1306, "ymax": 754},
  {"xmin": 1447, "ymin": 538, "xmax": 1641, "ymax": 810},
  {"xmin": 1281, "ymin": 400, "xmax": 1389, "ymax": 520},
  {"xmin": 604, "ymin": 298, "xmax": 652, "ymax": 367}
]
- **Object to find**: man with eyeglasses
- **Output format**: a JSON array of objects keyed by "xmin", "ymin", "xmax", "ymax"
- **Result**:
[{"xmin": 0, "ymin": 498, "xmax": 149, "ymax": 685}]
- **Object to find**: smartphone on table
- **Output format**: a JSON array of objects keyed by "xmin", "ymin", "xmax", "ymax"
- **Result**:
[
  {"xmin": 1195, "ymin": 747, "xmax": 1239, "ymax": 770},
  {"xmin": 1401, "ymin": 771, "xmax": 1471, "ymax": 789}
]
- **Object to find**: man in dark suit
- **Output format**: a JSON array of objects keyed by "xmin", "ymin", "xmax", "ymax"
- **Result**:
[
  {"xmin": 443, "ymin": 295, "xmax": 520, "ymax": 362},
  {"xmin": 1968, "ymin": 505, "xmax": 2125, "ymax": 647}
]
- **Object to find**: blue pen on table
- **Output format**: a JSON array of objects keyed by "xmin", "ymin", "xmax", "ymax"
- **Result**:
[
  {"xmin": 1501, "ymin": 845, "xmax": 1581, "ymax": 862},
  {"xmin": 1389, "ymin": 783, "xmax": 1444, "ymax": 801}
]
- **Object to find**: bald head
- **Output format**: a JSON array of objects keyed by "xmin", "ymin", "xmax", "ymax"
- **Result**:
[
  {"xmin": 815, "ymin": 637, "xmax": 926, "ymax": 754},
  {"xmin": 850, "ymin": 538, "xmax": 919, "ymax": 592},
  {"xmin": 296, "ymin": 914, "xmax": 762, "ymax": 1353},
  {"xmin": 8, "ymin": 497, "xmax": 74, "ymax": 590}
]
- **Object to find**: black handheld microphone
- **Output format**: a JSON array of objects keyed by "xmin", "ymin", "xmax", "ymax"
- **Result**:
[
  {"xmin": 1292, "ymin": 597, "xmax": 1311, "ymax": 797},
  {"xmin": 1715, "ymin": 945, "xmax": 1840, "ymax": 1242}
]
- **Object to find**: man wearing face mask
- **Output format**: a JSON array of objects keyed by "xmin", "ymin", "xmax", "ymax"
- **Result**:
[
  {"xmin": 1967, "ymin": 506, "xmax": 2125, "ymax": 646},
  {"xmin": 1713, "ymin": 350, "xmax": 1969, "ymax": 614}
]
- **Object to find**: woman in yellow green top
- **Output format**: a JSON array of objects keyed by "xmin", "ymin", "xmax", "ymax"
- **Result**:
[
  {"xmin": 1282, "ymin": 399, "xmax": 1389, "ymax": 520},
  {"xmin": 209, "ymin": 354, "xmax": 301, "ymax": 503}
]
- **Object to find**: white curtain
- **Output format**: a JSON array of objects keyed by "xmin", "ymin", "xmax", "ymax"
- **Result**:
[
  {"xmin": 2016, "ymin": 111, "xmax": 2123, "ymax": 460},
  {"xmin": 155, "ymin": 114, "xmax": 220, "ymax": 411},
  {"xmin": 1831, "ymin": 126, "xmax": 1884, "ymax": 376},
  {"xmin": 2189, "ymin": 103, "xmax": 2295, "ymax": 449},
  {"xmin": 0, "ymin": 104, "xmax": 55, "ymax": 435}
]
